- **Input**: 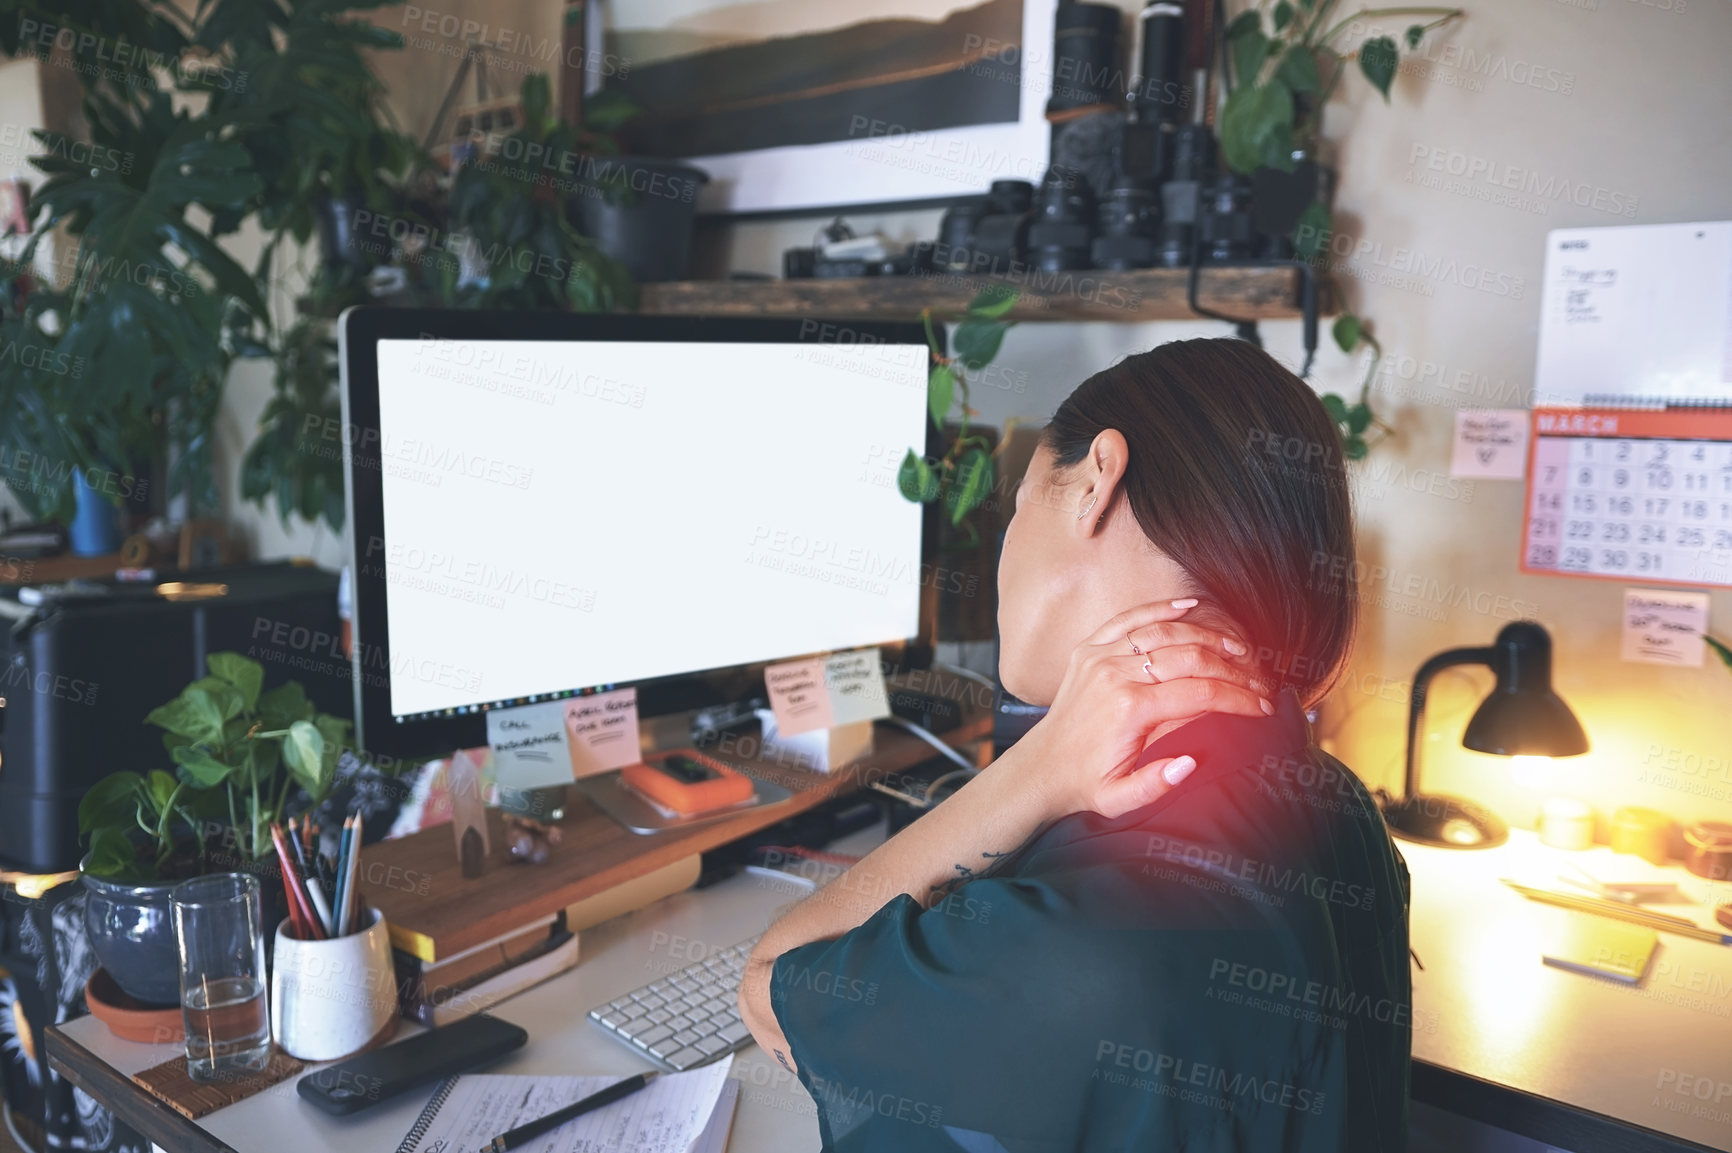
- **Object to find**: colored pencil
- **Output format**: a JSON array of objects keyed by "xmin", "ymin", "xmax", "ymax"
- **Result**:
[
  {"xmin": 338, "ymin": 815, "xmax": 364, "ymax": 936},
  {"xmin": 304, "ymin": 874, "xmax": 335, "ymax": 937},
  {"xmin": 348, "ymin": 813, "xmax": 365, "ymax": 932},
  {"xmin": 269, "ymin": 824, "xmax": 323, "ymax": 940},
  {"xmin": 1501, "ymin": 879, "xmax": 1732, "ymax": 945}
]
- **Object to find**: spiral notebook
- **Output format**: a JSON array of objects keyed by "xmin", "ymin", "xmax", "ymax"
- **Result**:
[{"xmin": 396, "ymin": 1058, "xmax": 738, "ymax": 1153}]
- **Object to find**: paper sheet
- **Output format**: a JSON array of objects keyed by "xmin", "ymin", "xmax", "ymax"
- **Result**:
[{"xmin": 398, "ymin": 1058, "xmax": 734, "ymax": 1153}]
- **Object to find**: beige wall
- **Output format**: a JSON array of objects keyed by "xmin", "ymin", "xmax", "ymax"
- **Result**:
[
  {"xmin": 30, "ymin": 1, "xmax": 1726, "ymax": 841},
  {"xmin": 681, "ymin": 0, "xmax": 1732, "ymax": 841}
]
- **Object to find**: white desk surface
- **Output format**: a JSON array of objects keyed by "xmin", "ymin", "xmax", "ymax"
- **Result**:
[
  {"xmin": 55, "ymin": 825, "xmax": 1732, "ymax": 1152},
  {"xmin": 1404, "ymin": 831, "xmax": 1732, "ymax": 1151}
]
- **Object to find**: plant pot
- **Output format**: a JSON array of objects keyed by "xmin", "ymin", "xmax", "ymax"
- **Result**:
[
  {"xmin": 569, "ymin": 157, "xmax": 709, "ymax": 283},
  {"xmin": 69, "ymin": 470, "xmax": 124, "ymax": 556},
  {"xmin": 80, "ymin": 849, "xmax": 289, "ymax": 1009},
  {"xmin": 80, "ymin": 860, "xmax": 183, "ymax": 1008}
]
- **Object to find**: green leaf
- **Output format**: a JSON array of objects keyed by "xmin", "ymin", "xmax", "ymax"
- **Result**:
[
  {"xmin": 1217, "ymin": 82, "xmax": 1295, "ymax": 174},
  {"xmin": 1275, "ymin": 46, "xmax": 1321, "ymax": 94},
  {"xmin": 1232, "ymin": 27, "xmax": 1270, "ymax": 90},
  {"xmin": 953, "ymin": 319, "xmax": 1008, "ymax": 371},
  {"xmin": 1359, "ymin": 36, "xmax": 1399, "ymax": 100},
  {"xmin": 79, "ymin": 772, "xmax": 143, "ymax": 835},
  {"xmin": 173, "ymin": 744, "xmax": 237, "ymax": 787},
  {"xmin": 205, "ymin": 652, "xmax": 263, "ymax": 712},
  {"xmin": 146, "ymin": 770, "xmax": 178, "ymax": 814},
  {"xmin": 187, "ymin": 677, "xmax": 245, "ymax": 722},
  {"xmin": 258, "ymin": 680, "xmax": 314, "ymax": 729},
  {"xmin": 85, "ymin": 827, "xmax": 141, "ymax": 879},
  {"xmin": 1332, "ymin": 314, "xmax": 1363, "ymax": 354},
  {"xmin": 897, "ymin": 449, "xmax": 941, "ymax": 503},
  {"xmin": 928, "ymin": 364, "xmax": 955, "ymax": 428},
  {"xmin": 282, "ymin": 720, "xmax": 325, "ymax": 795},
  {"xmin": 1343, "ymin": 434, "xmax": 1369, "ymax": 461},
  {"xmin": 1224, "ymin": 10, "xmax": 1263, "ymax": 39},
  {"xmin": 1347, "ymin": 403, "xmax": 1373, "ymax": 435},
  {"xmin": 1321, "ymin": 393, "xmax": 1351, "ymax": 426},
  {"xmin": 948, "ymin": 449, "xmax": 994, "ymax": 526},
  {"xmin": 1274, "ymin": 1, "xmax": 1295, "ymax": 30},
  {"xmin": 1706, "ymin": 634, "xmax": 1732, "ymax": 671},
  {"xmin": 1405, "ymin": 24, "xmax": 1426, "ymax": 49},
  {"xmin": 966, "ymin": 285, "xmax": 1018, "ymax": 319},
  {"xmin": 146, "ymin": 687, "xmax": 226, "ymax": 745},
  {"xmin": 1292, "ymin": 200, "xmax": 1331, "ymax": 259}
]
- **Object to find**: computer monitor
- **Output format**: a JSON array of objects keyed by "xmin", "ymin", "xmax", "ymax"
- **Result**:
[{"xmin": 339, "ymin": 308, "xmax": 941, "ymax": 760}]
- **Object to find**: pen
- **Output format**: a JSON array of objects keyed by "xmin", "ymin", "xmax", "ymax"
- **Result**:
[
  {"xmin": 483, "ymin": 1071, "xmax": 660, "ymax": 1152},
  {"xmin": 1502, "ymin": 879, "xmax": 1732, "ymax": 945}
]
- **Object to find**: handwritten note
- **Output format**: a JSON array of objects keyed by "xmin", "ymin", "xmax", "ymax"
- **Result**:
[
  {"xmin": 1621, "ymin": 588, "xmax": 1709, "ymax": 666},
  {"xmin": 765, "ymin": 649, "xmax": 889, "ymax": 736},
  {"xmin": 765, "ymin": 658, "xmax": 834, "ymax": 736},
  {"xmin": 485, "ymin": 700, "xmax": 572, "ymax": 790},
  {"xmin": 395, "ymin": 1057, "xmax": 734, "ymax": 1153},
  {"xmin": 563, "ymin": 687, "xmax": 641, "ymax": 777},
  {"xmin": 825, "ymin": 648, "xmax": 891, "ymax": 726},
  {"xmin": 1450, "ymin": 409, "xmax": 1528, "ymax": 479}
]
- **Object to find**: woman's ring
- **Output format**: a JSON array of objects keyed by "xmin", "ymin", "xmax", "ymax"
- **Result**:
[
  {"xmin": 1142, "ymin": 658, "xmax": 1159, "ymax": 683},
  {"xmin": 1128, "ymin": 635, "xmax": 1142, "ymax": 656}
]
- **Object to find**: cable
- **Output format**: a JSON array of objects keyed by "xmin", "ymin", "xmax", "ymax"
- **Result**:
[
  {"xmin": 879, "ymin": 713, "xmax": 979, "ymax": 772},
  {"xmin": 932, "ymin": 659, "xmax": 996, "ymax": 690}
]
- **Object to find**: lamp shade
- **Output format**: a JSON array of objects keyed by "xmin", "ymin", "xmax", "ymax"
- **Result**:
[{"xmin": 1461, "ymin": 622, "xmax": 1590, "ymax": 759}]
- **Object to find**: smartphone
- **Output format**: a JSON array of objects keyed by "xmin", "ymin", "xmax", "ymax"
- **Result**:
[{"xmin": 296, "ymin": 1013, "xmax": 528, "ymax": 1116}]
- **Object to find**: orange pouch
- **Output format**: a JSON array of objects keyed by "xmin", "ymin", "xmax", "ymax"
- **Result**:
[{"xmin": 621, "ymin": 749, "xmax": 755, "ymax": 816}]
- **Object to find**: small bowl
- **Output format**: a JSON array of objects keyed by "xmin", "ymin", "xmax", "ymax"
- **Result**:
[{"xmin": 84, "ymin": 968, "xmax": 183, "ymax": 1045}]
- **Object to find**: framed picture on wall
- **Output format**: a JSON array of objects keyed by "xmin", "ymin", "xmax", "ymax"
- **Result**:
[{"xmin": 601, "ymin": 0, "xmax": 1055, "ymax": 217}]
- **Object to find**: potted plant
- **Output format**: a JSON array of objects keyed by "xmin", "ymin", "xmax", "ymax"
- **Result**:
[
  {"xmin": 896, "ymin": 286, "xmax": 1019, "ymax": 547},
  {"xmin": 78, "ymin": 653, "xmax": 353, "ymax": 1006},
  {"xmin": 1215, "ymin": 0, "xmax": 1464, "ymax": 457}
]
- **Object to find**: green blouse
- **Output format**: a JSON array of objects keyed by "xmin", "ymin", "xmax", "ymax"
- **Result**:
[{"xmin": 770, "ymin": 690, "xmax": 1412, "ymax": 1152}]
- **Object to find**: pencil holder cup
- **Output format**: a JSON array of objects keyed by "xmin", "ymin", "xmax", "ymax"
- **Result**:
[{"xmin": 270, "ymin": 907, "xmax": 398, "ymax": 1061}]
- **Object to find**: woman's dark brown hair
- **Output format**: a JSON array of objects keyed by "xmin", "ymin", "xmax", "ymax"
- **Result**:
[{"xmin": 1043, "ymin": 337, "xmax": 1357, "ymax": 708}]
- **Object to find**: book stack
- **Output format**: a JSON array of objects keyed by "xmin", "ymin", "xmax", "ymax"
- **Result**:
[
  {"xmin": 394, "ymin": 913, "xmax": 581, "ymax": 1027},
  {"xmin": 390, "ymin": 853, "xmax": 704, "ymax": 1026}
]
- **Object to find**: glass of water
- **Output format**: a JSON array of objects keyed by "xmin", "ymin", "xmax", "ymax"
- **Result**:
[{"xmin": 170, "ymin": 873, "xmax": 271, "ymax": 1081}]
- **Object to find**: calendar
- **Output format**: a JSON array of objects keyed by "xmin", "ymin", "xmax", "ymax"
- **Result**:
[{"xmin": 1522, "ymin": 408, "xmax": 1732, "ymax": 588}]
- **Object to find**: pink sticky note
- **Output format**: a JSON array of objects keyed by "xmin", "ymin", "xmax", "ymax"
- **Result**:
[
  {"xmin": 765, "ymin": 657, "xmax": 833, "ymax": 737},
  {"xmin": 563, "ymin": 687, "xmax": 641, "ymax": 778},
  {"xmin": 1451, "ymin": 409, "xmax": 1529, "ymax": 479}
]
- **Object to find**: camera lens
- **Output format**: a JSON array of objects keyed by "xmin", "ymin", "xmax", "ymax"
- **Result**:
[
  {"xmin": 1092, "ymin": 178, "xmax": 1160, "ymax": 271},
  {"xmin": 1027, "ymin": 165, "xmax": 1097, "ymax": 272}
]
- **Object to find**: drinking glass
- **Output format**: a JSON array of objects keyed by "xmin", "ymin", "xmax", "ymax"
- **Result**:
[{"xmin": 170, "ymin": 873, "xmax": 271, "ymax": 1081}]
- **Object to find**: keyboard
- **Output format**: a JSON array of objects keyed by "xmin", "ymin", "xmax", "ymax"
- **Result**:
[{"xmin": 587, "ymin": 935, "xmax": 760, "ymax": 1071}]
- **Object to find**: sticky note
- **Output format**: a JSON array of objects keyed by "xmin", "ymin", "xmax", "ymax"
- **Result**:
[
  {"xmin": 765, "ymin": 658, "xmax": 833, "ymax": 737},
  {"xmin": 825, "ymin": 648, "xmax": 891, "ymax": 726},
  {"xmin": 1450, "ymin": 409, "xmax": 1528, "ymax": 479},
  {"xmin": 764, "ymin": 649, "xmax": 891, "ymax": 737},
  {"xmin": 564, "ymin": 687, "xmax": 641, "ymax": 777},
  {"xmin": 1621, "ymin": 588, "xmax": 1709, "ymax": 666},
  {"xmin": 486, "ymin": 701, "xmax": 573, "ymax": 790}
]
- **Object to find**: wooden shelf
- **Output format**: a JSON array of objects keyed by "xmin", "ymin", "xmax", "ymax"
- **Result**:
[
  {"xmin": 639, "ymin": 265, "xmax": 1315, "ymax": 323},
  {"xmin": 360, "ymin": 691, "xmax": 992, "ymax": 962}
]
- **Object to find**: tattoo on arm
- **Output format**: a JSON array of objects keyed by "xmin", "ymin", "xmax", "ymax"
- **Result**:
[
  {"xmin": 774, "ymin": 1048, "xmax": 791, "ymax": 1070},
  {"xmin": 928, "ymin": 849, "xmax": 1011, "ymax": 903}
]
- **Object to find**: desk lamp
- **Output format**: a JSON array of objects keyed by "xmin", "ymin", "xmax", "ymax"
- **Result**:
[{"xmin": 1382, "ymin": 621, "xmax": 1589, "ymax": 849}]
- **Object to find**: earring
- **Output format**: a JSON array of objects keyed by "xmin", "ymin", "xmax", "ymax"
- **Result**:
[{"xmin": 1076, "ymin": 495, "xmax": 1098, "ymax": 521}]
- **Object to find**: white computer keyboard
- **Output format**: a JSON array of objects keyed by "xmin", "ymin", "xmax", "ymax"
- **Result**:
[{"xmin": 587, "ymin": 935, "xmax": 760, "ymax": 1071}]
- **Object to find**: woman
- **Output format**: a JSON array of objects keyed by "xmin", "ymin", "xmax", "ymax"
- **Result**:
[{"xmin": 738, "ymin": 338, "xmax": 1412, "ymax": 1152}]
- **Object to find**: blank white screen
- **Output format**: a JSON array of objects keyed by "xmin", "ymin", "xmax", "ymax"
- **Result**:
[{"xmin": 373, "ymin": 337, "xmax": 929, "ymax": 717}]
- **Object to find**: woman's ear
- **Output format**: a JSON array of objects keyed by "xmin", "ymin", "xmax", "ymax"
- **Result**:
[{"xmin": 1075, "ymin": 428, "xmax": 1130, "ymax": 537}]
